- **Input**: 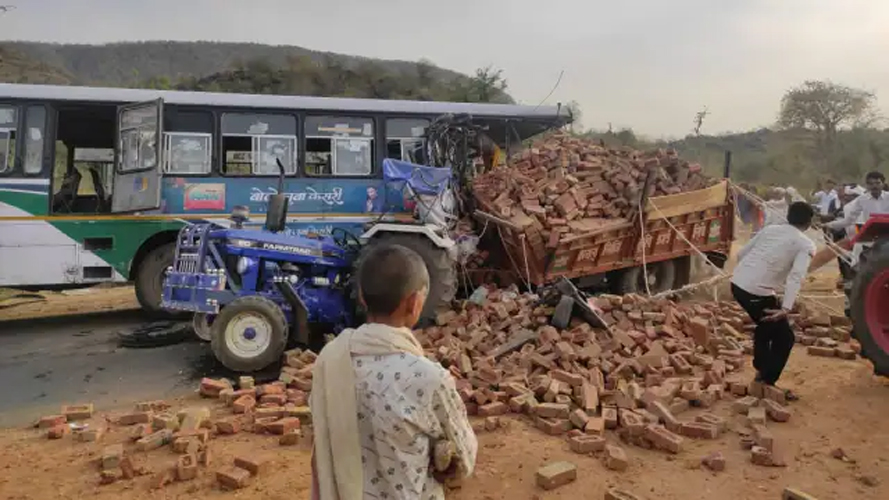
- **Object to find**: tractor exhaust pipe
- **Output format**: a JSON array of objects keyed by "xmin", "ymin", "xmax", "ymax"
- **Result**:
[{"xmin": 264, "ymin": 158, "xmax": 288, "ymax": 233}]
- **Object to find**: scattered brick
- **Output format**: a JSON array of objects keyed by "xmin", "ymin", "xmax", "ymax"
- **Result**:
[
  {"xmin": 266, "ymin": 417, "xmax": 301, "ymax": 435},
  {"xmin": 75, "ymin": 427, "xmax": 104, "ymax": 442},
  {"xmin": 279, "ymin": 430, "xmax": 301, "ymax": 446},
  {"xmin": 99, "ymin": 469, "xmax": 120, "ymax": 485},
  {"xmin": 732, "ymin": 396, "xmax": 759, "ymax": 414},
  {"xmin": 763, "ymin": 385, "xmax": 786, "ymax": 405},
  {"xmin": 679, "ymin": 422, "xmax": 718, "ymax": 439},
  {"xmin": 216, "ymin": 418, "xmax": 242, "ymax": 435},
  {"xmin": 478, "ymin": 401, "xmax": 508, "ymax": 417},
  {"xmin": 536, "ymin": 461, "xmax": 577, "ymax": 490},
  {"xmin": 135, "ymin": 400, "xmax": 170, "ymax": 412},
  {"xmin": 61, "ymin": 404, "xmax": 94, "ymax": 421},
  {"xmin": 176, "ymin": 454, "xmax": 198, "ymax": 481},
  {"xmin": 702, "ymin": 451, "xmax": 726, "ymax": 472},
  {"xmin": 233, "ymin": 395, "xmax": 256, "ymax": 414},
  {"xmin": 118, "ymin": 412, "xmax": 152, "ymax": 426},
  {"xmin": 101, "ymin": 444, "xmax": 124, "ymax": 470},
  {"xmin": 568, "ymin": 434, "xmax": 606, "ymax": 454},
  {"xmin": 807, "ymin": 346, "xmax": 836, "ymax": 357},
  {"xmin": 695, "ymin": 413, "xmax": 727, "ymax": 434},
  {"xmin": 604, "ymin": 445, "xmax": 629, "ymax": 471},
  {"xmin": 836, "ymin": 346, "xmax": 857, "ymax": 360},
  {"xmin": 136, "ymin": 429, "xmax": 174, "ymax": 451},
  {"xmin": 782, "ymin": 487, "xmax": 820, "ymax": 500},
  {"xmin": 234, "ymin": 456, "xmax": 267, "ymax": 476},
  {"xmin": 47, "ymin": 425, "xmax": 69, "ymax": 439},
  {"xmin": 537, "ymin": 417, "xmax": 572, "ymax": 435},
  {"xmin": 644, "ymin": 425, "xmax": 683, "ymax": 453},
  {"xmin": 747, "ymin": 407, "xmax": 767, "ymax": 426},
  {"xmin": 150, "ymin": 468, "xmax": 175, "ymax": 490},
  {"xmin": 217, "ymin": 467, "xmax": 251, "ymax": 490},
  {"xmin": 605, "ymin": 488, "xmax": 646, "ymax": 500},
  {"xmin": 152, "ymin": 413, "xmax": 180, "ymax": 431},
  {"xmin": 761, "ymin": 399, "xmax": 791, "ymax": 422},
  {"xmin": 199, "ymin": 378, "xmax": 230, "ymax": 398},
  {"xmin": 37, "ymin": 415, "xmax": 66, "ymax": 429},
  {"xmin": 603, "ymin": 407, "xmax": 619, "ymax": 429}
]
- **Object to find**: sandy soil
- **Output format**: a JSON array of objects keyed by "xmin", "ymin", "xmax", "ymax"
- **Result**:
[
  {"xmin": 0, "ymin": 350, "xmax": 885, "ymax": 500},
  {"xmin": 0, "ymin": 286, "xmax": 139, "ymax": 322}
]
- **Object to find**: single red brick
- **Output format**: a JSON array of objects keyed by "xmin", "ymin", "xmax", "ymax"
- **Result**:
[
  {"xmin": 807, "ymin": 346, "xmax": 836, "ymax": 357},
  {"xmin": 535, "ymin": 461, "xmax": 577, "ymax": 490},
  {"xmin": 604, "ymin": 445, "xmax": 628, "ymax": 471},
  {"xmin": 536, "ymin": 417, "xmax": 571, "ymax": 435},
  {"xmin": 176, "ymin": 454, "xmax": 198, "ymax": 481},
  {"xmin": 605, "ymin": 488, "xmax": 646, "ymax": 500},
  {"xmin": 216, "ymin": 467, "xmax": 251, "ymax": 490},
  {"xmin": 150, "ymin": 468, "xmax": 175, "ymax": 490},
  {"xmin": 732, "ymin": 396, "xmax": 759, "ymax": 414},
  {"xmin": 478, "ymin": 401, "xmax": 508, "ymax": 417},
  {"xmin": 761, "ymin": 399, "xmax": 791, "ymax": 423},
  {"xmin": 585, "ymin": 416, "xmax": 605, "ymax": 435},
  {"xmin": 551, "ymin": 369, "xmax": 584, "ymax": 387},
  {"xmin": 37, "ymin": 415, "xmax": 66, "ymax": 429},
  {"xmin": 232, "ymin": 396, "xmax": 256, "ymax": 414},
  {"xmin": 47, "ymin": 425, "xmax": 69, "ymax": 439},
  {"xmin": 234, "ymin": 456, "xmax": 267, "ymax": 476},
  {"xmin": 119, "ymin": 456, "xmax": 136, "ymax": 479},
  {"xmin": 119, "ymin": 412, "xmax": 152, "ymax": 426},
  {"xmin": 603, "ymin": 407, "xmax": 618, "ymax": 429},
  {"xmin": 702, "ymin": 451, "xmax": 726, "ymax": 472},
  {"xmin": 260, "ymin": 394, "xmax": 287, "ymax": 406},
  {"xmin": 61, "ymin": 404, "xmax": 94, "ymax": 421},
  {"xmin": 536, "ymin": 403, "xmax": 570, "ymax": 419},
  {"xmin": 134, "ymin": 400, "xmax": 170, "ymax": 412},
  {"xmin": 279, "ymin": 430, "xmax": 301, "ymax": 446},
  {"xmin": 751, "ymin": 446, "xmax": 774, "ymax": 466},
  {"xmin": 695, "ymin": 413, "xmax": 727, "ymax": 433},
  {"xmin": 128, "ymin": 424, "xmax": 153, "ymax": 442},
  {"xmin": 763, "ymin": 385, "xmax": 786, "ymax": 405},
  {"xmin": 200, "ymin": 378, "xmax": 230, "ymax": 398},
  {"xmin": 216, "ymin": 419, "xmax": 242, "ymax": 435},
  {"xmin": 644, "ymin": 425, "xmax": 683, "ymax": 453},
  {"xmin": 568, "ymin": 434, "xmax": 606, "ymax": 454},
  {"xmin": 265, "ymin": 417, "xmax": 301, "ymax": 435},
  {"xmin": 568, "ymin": 409, "xmax": 589, "ymax": 430}
]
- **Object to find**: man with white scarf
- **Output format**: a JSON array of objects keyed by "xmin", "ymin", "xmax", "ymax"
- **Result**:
[{"xmin": 310, "ymin": 244, "xmax": 477, "ymax": 500}]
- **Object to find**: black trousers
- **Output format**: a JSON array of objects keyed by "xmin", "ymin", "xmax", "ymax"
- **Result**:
[{"xmin": 731, "ymin": 283, "xmax": 795, "ymax": 385}]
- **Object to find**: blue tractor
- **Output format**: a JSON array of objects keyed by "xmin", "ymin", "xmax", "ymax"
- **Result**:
[{"xmin": 162, "ymin": 159, "xmax": 457, "ymax": 372}]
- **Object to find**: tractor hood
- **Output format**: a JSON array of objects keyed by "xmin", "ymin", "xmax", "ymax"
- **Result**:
[{"xmin": 209, "ymin": 227, "xmax": 348, "ymax": 264}]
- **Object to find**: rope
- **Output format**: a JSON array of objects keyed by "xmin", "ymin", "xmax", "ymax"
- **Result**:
[
  {"xmin": 637, "ymin": 201, "xmax": 652, "ymax": 296},
  {"xmin": 647, "ymin": 201, "xmax": 729, "ymax": 278}
]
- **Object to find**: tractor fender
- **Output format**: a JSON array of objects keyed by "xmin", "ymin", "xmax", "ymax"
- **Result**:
[{"xmin": 361, "ymin": 223, "xmax": 457, "ymax": 260}]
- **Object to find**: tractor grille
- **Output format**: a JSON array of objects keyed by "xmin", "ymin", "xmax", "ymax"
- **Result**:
[{"xmin": 175, "ymin": 252, "xmax": 201, "ymax": 273}]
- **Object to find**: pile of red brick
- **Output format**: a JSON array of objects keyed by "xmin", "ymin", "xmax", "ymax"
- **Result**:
[
  {"xmin": 410, "ymin": 287, "xmax": 860, "ymax": 482},
  {"xmin": 472, "ymin": 133, "xmax": 715, "ymax": 227}
]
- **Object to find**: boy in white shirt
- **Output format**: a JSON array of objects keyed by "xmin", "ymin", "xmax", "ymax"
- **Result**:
[{"xmin": 731, "ymin": 201, "xmax": 816, "ymax": 400}]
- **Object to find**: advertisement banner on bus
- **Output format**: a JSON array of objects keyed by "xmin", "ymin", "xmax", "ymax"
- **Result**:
[{"xmin": 184, "ymin": 183, "xmax": 226, "ymax": 211}]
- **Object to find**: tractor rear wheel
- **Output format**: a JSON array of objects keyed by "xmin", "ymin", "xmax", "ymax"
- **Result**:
[
  {"xmin": 210, "ymin": 296, "xmax": 288, "ymax": 373},
  {"xmin": 357, "ymin": 234, "xmax": 457, "ymax": 324},
  {"xmin": 849, "ymin": 246, "xmax": 889, "ymax": 375}
]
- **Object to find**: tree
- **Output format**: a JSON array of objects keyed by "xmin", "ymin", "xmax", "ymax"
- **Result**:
[
  {"xmin": 778, "ymin": 80, "xmax": 878, "ymax": 170},
  {"xmin": 565, "ymin": 100, "xmax": 583, "ymax": 133},
  {"xmin": 451, "ymin": 65, "xmax": 509, "ymax": 103}
]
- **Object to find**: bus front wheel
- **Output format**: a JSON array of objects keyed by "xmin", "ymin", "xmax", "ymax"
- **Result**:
[{"xmin": 135, "ymin": 242, "xmax": 177, "ymax": 316}]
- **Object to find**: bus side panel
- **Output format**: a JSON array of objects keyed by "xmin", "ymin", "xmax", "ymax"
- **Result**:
[{"xmin": 159, "ymin": 176, "xmax": 414, "ymax": 237}]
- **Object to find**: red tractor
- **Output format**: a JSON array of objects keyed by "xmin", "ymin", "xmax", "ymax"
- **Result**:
[{"xmin": 848, "ymin": 214, "xmax": 889, "ymax": 375}]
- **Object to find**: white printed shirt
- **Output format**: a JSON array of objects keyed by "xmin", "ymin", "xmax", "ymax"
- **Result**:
[
  {"xmin": 353, "ymin": 352, "xmax": 477, "ymax": 500},
  {"xmin": 731, "ymin": 223, "xmax": 816, "ymax": 310}
]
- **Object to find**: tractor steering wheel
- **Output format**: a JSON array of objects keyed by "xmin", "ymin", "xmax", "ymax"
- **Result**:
[{"xmin": 332, "ymin": 227, "xmax": 362, "ymax": 252}]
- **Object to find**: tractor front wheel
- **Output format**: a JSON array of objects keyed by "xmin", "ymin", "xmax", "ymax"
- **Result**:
[
  {"xmin": 849, "ymin": 246, "xmax": 889, "ymax": 375},
  {"xmin": 210, "ymin": 296, "xmax": 288, "ymax": 373}
]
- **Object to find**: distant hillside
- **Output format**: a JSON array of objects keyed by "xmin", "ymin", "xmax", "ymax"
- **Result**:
[
  {"xmin": 0, "ymin": 40, "xmax": 512, "ymax": 103},
  {"xmin": 583, "ymin": 127, "xmax": 889, "ymax": 190},
  {"xmin": 0, "ymin": 47, "xmax": 74, "ymax": 84}
]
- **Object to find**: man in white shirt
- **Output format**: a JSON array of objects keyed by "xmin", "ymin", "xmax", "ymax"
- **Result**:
[
  {"xmin": 731, "ymin": 201, "xmax": 816, "ymax": 399},
  {"xmin": 812, "ymin": 180, "xmax": 839, "ymax": 217},
  {"xmin": 825, "ymin": 171, "xmax": 889, "ymax": 232}
]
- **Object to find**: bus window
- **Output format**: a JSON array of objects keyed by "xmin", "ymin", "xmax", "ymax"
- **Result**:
[
  {"xmin": 386, "ymin": 118, "xmax": 428, "ymax": 164},
  {"xmin": 164, "ymin": 110, "xmax": 213, "ymax": 175},
  {"xmin": 305, "ymin": 116, "xmax": 374, "ymax": 176},
  {"xmin": 221, "ymin": 113, "xmax": 297, "ymax": 176},
  {"xmin": 24, "ymin": 106, "xmax": 46, "ymax": 175},
  {"xmin": 0, "ymin": 106, "xmax": 17, "ymax": 174},
  {"xmin": 164, "ymin": 133, "xmax": 211, "ymax": 175}
]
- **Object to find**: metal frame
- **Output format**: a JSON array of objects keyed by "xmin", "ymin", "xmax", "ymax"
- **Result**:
[{"xmin": 0, "ymin": 128, "xmax": 12, "ymax": 173}]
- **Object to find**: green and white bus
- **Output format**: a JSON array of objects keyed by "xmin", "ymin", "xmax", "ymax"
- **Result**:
[{"xmin": 0, "ymin": 83, "xmax": 569, "ymax": 314}]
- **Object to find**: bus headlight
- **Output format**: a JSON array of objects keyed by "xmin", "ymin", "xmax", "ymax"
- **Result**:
[{"xmin": 236, "ymin": 257, "xmax": 255, "ymax": 275}]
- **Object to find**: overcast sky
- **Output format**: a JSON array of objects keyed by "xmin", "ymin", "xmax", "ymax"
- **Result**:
[{"xmin": 3, "ymin": 0, "xmax": 889, "ymax": 137}]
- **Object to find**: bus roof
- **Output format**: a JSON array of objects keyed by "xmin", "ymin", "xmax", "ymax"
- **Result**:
[{"xmin": 0, "ymin": 83, "xmax": 572, "ymax": 123}]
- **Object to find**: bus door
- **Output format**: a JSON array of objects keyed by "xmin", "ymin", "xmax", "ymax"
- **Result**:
[{"xmin": 111, "ymin": 99, "xmax": 164, "ymax": 213}]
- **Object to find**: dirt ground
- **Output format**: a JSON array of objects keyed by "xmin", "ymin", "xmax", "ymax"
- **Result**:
[
  {"xmin": 0, "ymin": 351, "xmax": 885, "ymax": 500},
  {"xmin": 0, "ymin": 285, "xmax": 139, "ymax": 322},
  {"xmin": 0, "ymin": 227, "xmax": 879, "ymax": 499}
]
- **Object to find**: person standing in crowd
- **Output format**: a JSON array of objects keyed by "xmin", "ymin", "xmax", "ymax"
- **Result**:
[
  {"xmin": 731, "ymin": 202, "xmax": 817, "ymax": 401},
  {"xmin": 812, "ymin": 180, "xmax": 840, "ymax": 218},
  {"xmin": 310, "ymin": 244, "xmax": 477, "ymax": 500},
  {"xmin": 825, "ymin": 172, "xmax": 889, "ymax": 233},
  {"xmin": 763, "ymin": 187, "xmax": 789, "ymax": 227}
]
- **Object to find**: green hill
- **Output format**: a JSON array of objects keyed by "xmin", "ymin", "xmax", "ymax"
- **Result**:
[{"xmin": 0, "ymin": 40, "xmax": 512, "ymax": 103}]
